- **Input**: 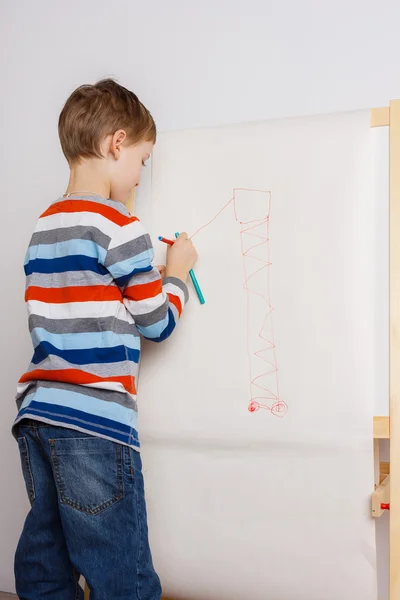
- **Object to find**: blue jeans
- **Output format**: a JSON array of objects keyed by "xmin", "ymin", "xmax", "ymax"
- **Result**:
[{"xmin": 14, "ymin": 420, "xmax": 162, "ymax": 600}]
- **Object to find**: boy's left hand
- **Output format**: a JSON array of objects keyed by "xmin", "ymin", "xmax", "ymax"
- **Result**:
[{"xmin": 156, "ymin": 265, "xmax": 166, "ymax": 279}]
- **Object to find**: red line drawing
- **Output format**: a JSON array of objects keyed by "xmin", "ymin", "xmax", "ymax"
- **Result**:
[{"xmin": 192, "ymin": 188, "xmax": 288, "ymax": 418}]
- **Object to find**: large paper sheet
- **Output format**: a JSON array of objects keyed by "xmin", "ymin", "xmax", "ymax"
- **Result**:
[{"xmin": 136, "ymin": 111, "xmax": 378, "ymax": 600}]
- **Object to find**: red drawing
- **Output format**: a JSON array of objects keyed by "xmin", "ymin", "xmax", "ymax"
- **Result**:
[{"xmin": 192, "ymin": 188, "xmax": 288, "ymax": 418}]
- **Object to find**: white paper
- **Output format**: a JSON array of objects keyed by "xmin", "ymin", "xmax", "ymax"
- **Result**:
[{"xmin": 136, "ymin": 111, "xmax": 378, "ymax": 600}]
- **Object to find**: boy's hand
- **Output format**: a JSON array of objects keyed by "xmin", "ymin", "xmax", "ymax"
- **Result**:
[{"xmin": 165, "ymin": 233, "xmax": 198, "ymax": 283}]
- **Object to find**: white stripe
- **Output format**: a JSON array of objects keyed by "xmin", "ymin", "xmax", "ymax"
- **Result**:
[
  {"xmin": 124, "ymin": 292, "xmax": 166, "ymax": 316},
  {"xmin": 81, "ymin": 381, "xmax": 135, "ymax": 394},
  {"xmin": 108, "ymin": 220, "xmax": 148, "ymax": 249},
  {"xmin": 36, "ymin": 213, "xmax": 148, "ymax": 253},
  {"xmin": 164, "ymin": 282, "xmax": 186, "ymax": 307},
  {"xmin": 28, "ymin": 299, "xmax": 129, "ymax": 320},
  {"xmin": 16, "ymin": 381, "xmax": 31, "ymax": 396},
  {"xmin": 36, "ymin": 211, "xmax": 120, "ymax": 239}
]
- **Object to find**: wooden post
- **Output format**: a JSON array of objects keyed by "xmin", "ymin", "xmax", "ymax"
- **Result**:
[
  {"xmin": 374, "ymin": 438, "xmax": 381, "ymax": 488},
  {"xmin": 389, "ymin": 99, "xmax": 400, "ymax": 598},
  {"xmin": 373, "ymin": 416, "xmax": 390, "ymax": 438},
  {"xmin": 370, "ymin": 106, "xmax": 390, "ymax": 128},
  {"xmin": 372, "ymin": 475, "xmax": 390, "ymax": 518},
  {"xmin": 371, "ymin": 101, "xmax": 400, "ymax": 599}
]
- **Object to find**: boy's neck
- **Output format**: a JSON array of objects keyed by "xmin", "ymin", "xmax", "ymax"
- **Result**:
[{"xmin": 65, "ymin": 160, "xmax": 111, "ymax": 200}]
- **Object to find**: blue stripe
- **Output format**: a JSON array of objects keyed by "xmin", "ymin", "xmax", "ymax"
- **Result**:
[
  {"xmin": 25, "ymin": 240, "xmax": 107, "ymax": 265},
  {"xmin": 140, "ymin": 307, "xmax": 176, "ymax": 342},
  {"xmin": 17, "ymin": 402, "xmax": 140, "ymax": 448},
  {"xmin": 114, "ymin": 265, "xmax": 153, "ymax": 287},
  {"xmin": 31, "ymin": 328, "xmax": 140, "ymax": 351},
  {"xmin": 108, "ymin": 249, "xmax": 153, "ymax": 282},
  {"xmin": 21, "ymin": 400, "xmax": 133, "ymax": 434},
  {"xmin": 18, "ymin": 399, "xmax": 131, "ymax": 434},
  {"xmin": 20, "ymin": 388, "xmax": 137, "ymax": 429},
  {"xmin": 32, "ymin": 341, "xmax": 140, "ymax": 365},
  {"xmin": 24, "ymin": 255, "xmax": 109, "ymax": 277}
]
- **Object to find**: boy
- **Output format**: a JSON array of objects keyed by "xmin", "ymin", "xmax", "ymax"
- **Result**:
[{"xmin": 13, "ymin": 79, "xmax": 197, "ymax": 599}]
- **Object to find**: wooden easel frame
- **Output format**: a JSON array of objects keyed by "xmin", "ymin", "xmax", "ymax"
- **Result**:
[{"xmin": 371, "ymin": 100, "xmax": 400, "ymax": 600}]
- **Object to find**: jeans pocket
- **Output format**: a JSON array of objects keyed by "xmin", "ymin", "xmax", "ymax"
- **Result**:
[
  {"xmin": 49, "ymin": 436, "xmax": 124, "ymax": 515},
  {"xmin": 17, "ymin": 437, "xmax": 36, "ymax": 505}
]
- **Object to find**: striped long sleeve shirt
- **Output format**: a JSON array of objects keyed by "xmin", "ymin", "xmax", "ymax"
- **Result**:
[{"xmin": 14, "ymin": 194, "xmax": 188, "ymax": 449}]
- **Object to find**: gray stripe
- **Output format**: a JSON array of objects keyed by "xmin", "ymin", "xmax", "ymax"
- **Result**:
[
  {"xmin": 131, "ymin": 269, "xmax": 160, "ymax": 285},
  {"xmin": 28, "ymin": 315, "xmax": 140, "ymax": 336},
  {"xmin": 164, "ymin": 277, "xmax": 189, "ymax": 304},
  {"xmin": 17, "ymin": 380, "xmax": 137, "ymax": 412},
  {"xmin": 105, "ymin": 234, "xmax": 151, "ymax": 267},
  {"xmin": 30, "ymin": 355, "xmax": 138, "ymax": 378},
  {"xmin": 26, "ymin": 270, "xmax": 114, "ymax": 289},
  {"xmin": 30, "ymin": 226, "xmax": 111, "ymax": 249},
  {"xmin": 131, "ymin": 297, "xmax": 169, "ymax": 327}
]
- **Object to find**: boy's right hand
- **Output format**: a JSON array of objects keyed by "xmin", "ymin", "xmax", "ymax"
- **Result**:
[{"xmin": 165, "ymin": 233, "xmax": 198, "ymax": 283}]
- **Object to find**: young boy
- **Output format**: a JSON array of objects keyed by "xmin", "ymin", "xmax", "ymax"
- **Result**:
[{"xmin": 13, "ymin": 79, "xmax": 197, "ymax": 599}]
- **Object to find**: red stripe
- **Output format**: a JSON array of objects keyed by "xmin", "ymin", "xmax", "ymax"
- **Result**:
[
  {"xmin": 41, "ymin": 201, "xmax": 138, "ymax": 227},
  {"xmin": 25, "ymin": 285, "xmax": 123, "ymax": 304},
  {"xmin": 125, "ymin": 280, "xmax": 161, "ymax": 302},
  {"xmin": 19, "ymin": 369, "xmax": 136, "ymax": 394},
  {"xmin": 167, "ymin": 292, "xmax": 182, "ymax": 316}
]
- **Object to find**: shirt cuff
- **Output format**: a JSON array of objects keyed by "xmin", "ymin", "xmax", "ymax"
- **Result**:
[{"xmin": 163, "ymin": 276, "xmax": 189, "ymax": 307}]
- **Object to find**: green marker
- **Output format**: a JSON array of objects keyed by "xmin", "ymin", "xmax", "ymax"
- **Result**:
[{"xmin": 175, "ymin": 232, "xmax": 205, "ymax": 305}]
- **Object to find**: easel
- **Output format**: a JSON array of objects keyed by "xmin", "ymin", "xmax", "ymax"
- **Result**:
[
  {"xmin": 371, "ymin": 100, "xmax": 400, "ymax": 600},
  {"xmin": 84, "ymin": 111, "xmax": 400, "ymax": 600}
]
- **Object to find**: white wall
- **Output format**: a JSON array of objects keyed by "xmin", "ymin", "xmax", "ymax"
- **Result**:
[{"xmin": 1, "ymin": 0, "xmax": 398, "ymax": 594}]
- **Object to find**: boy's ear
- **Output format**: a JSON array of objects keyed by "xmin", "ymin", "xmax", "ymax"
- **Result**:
[{"xmin": 111, "ymin": 129, "xmax": 127, "ymax": 159}]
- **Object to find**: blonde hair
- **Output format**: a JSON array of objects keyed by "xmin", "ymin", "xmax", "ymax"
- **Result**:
[{"xmin": 58, "ymin": 78, "xmax": 156, "ymax": 164}]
